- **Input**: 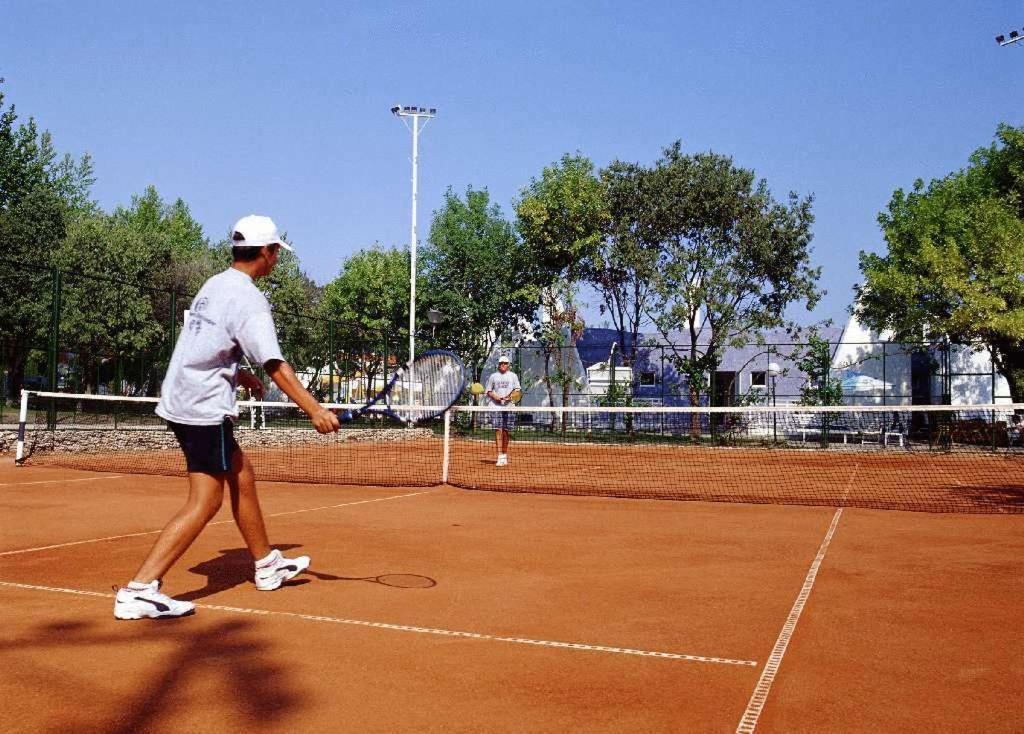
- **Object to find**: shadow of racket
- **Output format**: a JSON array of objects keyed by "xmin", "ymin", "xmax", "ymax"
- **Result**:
[{"xmin": 306, "ymin": 570, "xmax": 436, "ymax": 589}]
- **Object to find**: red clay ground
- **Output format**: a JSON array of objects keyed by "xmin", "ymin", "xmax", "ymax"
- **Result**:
[{"xmin": 1, "ymin": 461, "xmax": 1022, "ymax": 732}]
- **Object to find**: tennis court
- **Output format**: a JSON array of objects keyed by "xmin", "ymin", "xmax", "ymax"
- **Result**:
[{"xmin": 2, "ymin": 439, "xmax": 1022, "ymax": 732}]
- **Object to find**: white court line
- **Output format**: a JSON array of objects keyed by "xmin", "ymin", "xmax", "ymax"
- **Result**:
[
  {"xmin": 735, "ymin": 507, "xmax": 844, "ymax": 734},
  {"xmin": 839, "ymin": 463, "xmax": 860, "ymax": 506},
  {"xmin": 0, "ymin": 579, "xmax": 758, "ymax": 667},
  {"xmin": 0, "ymin": 475, "xmax": 125, "ymax": 487},
  {"xmin": 0, "ymin": 491, "xmax": 433, "ymax": 557}
]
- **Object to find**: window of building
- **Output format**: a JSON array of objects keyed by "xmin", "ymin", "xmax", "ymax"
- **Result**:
[
  {"xmin": 751, "ymin": 370, "xmax": 767, "ymax": 388},
  {"xmin": 639, "ymin": 370, "xmax": 657, "ymax": 386}
]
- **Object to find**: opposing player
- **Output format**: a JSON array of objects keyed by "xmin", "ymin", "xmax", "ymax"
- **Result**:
[
  {"xmin": 113, "ymin": 215, "xmax": 340, "ymax": 620},
  {"xmin": 484, "ymin": 355, "xmax": 521, "ymax": 467}
]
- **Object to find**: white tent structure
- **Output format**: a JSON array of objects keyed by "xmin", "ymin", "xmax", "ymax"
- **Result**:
[{"xmin": 832, "ymin": 304, "xmax": 1010, "ymax": 406}]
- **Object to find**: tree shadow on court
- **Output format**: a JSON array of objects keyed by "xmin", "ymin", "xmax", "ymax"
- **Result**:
[
  {"xmin": 179, "ymin": 544, "xmax": 308, "ymax": 602},
  {"xmin": 5, "ymin": 617, "xmax": 303, "ymax": 732}
]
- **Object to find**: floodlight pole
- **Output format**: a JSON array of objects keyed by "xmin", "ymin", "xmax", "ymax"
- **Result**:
[
  {"xmin": 391, "ymin": 105, "xmax": 437, "ymax": 386},
  {"xmin": 995, "ymin": 29, "xmax": 1024, "ymax": 46}
]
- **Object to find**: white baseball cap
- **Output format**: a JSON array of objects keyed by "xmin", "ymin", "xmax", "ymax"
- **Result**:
[
  {"xmin": 230, "ymin": 214, "xmax": 293, "ymax": 251},
  {"xmin": 498, "ymin": 355, "xmax": 511, "ymax": 364}
]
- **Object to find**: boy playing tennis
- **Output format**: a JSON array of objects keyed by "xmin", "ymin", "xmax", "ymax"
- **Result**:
[
  {"xmin": 485, "ymin": 355, "xmax": 520, "ymax": 467},
  {"xmin": 114, "ymin": 215, "xmax": 340, "ymax": 620}
]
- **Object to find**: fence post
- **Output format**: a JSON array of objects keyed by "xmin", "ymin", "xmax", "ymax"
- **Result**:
[
  {"xmin": 15, "ymin": 389, "xmax": 29, "ymax": 464},
  {"xmin": 442, "ymin": 409, "xmax": 451, "ymax": 483},
  {"xmin": 169, "ymin": 290, "xmax": 177, "ymax": 356},
  {"xmin": 328, "ymin": 320, "xmax": 335, "ymax": 403},
  {"xmin": 47, "ymin": 268, "xmax": 61, "ymax": 429}
]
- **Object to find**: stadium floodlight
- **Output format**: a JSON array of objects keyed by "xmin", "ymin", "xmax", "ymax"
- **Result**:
[
  {"xmin": 996, "ymin": 28, "xmax": 1024, "ymax": 46},
  {"xmin": 391, "ymin": 103, "xmax": 438, "ymax": 382}
]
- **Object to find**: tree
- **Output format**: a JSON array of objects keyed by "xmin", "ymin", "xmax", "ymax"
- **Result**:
[
  {"xmin": 516, "ymin": 154, "xmax": 608, "ymax": 416},
  {"xmin": 321, "ymin": 245, "xmax": 410, "ymax": 396},
  {"xmin": 47, "ymin": 187, "xmax": 215, "ymax": 394},
  {"xmin": 0, "ymin": 79, "xmax": 95, "ymax": 399},
  {"xmin": 793, "ymin": 330, "xmax": 843, "ymax": 406},
  {"xmin": 421, "ymin": 186, "xmax": 536, "ymax": 380},
  {"xmin": 857, "ymin": 124, "xmax": 1024, "ymax": 401},
  {"xmin": 590, "ymin": 160, "xmax": 662, "ymax": 368},
  {"xmin": 646, "ymin": 142, "xmax": 821, "ymax": 424}
]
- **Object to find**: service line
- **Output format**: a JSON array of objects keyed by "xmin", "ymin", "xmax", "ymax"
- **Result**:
[
  {"xmin": 0, "ymin": 490, "xmax": 433, "ymax": 557},
  {"xmin": 0, "ymin": 579, "xmax": 757, "ymax": 667}
]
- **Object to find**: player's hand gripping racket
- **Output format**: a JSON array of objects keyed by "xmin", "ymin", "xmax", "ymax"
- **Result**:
[{"xmin": 336, "ymin": 349, "xmax": 467, "ymax": 425}]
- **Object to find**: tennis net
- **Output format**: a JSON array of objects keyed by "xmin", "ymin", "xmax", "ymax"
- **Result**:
[
  {"xmin": 10, "ymin": 392, "xmax": 1024, "ymax": 513},
  {"xmin": 13, "ymin": 392, "xmax": 442, "ymax": 487},
  {"xmin": 446, "ymin": 403, "xmax": 1024, "ymax": 513}
]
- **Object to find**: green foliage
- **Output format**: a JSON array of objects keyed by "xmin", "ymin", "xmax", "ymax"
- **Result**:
[
  {"xmin": 591, "ymin": 160, "xmax": 662, "ymax": 367},
  {"xmin": 645, "ymin": 141, "xmax": 821, "ymax": 406},
  {"xmin": 422, "ymin": 186, "xmax": 536, "ymax": 376},
  {"xmin": 793, "ymin": 333, "xmax": 843, "ymax": 406},
  {"xmin": 320, "ymin": 245, "xmax": 409, "ymax": 393},
  {"xmin": 516, "ymin": 155, "xmax": 607, "ymax": 416},
  {"xmin": 857, "ymin": 124, "xmax": 1024, "ymax": 400},
  {"xmin": 515, "ymin": 153, "xmax": 608, "ymax": 285},
  {"xmin": 322, "ymin": 244, "xmax": 409, "ymax": 337},
  {"xmin": 0, "ymin": 79, "xmax": 96, "ymax": 398}
]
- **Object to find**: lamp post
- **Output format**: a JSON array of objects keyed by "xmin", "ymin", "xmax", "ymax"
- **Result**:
[
  {"xmin": 427, "ymin": 308, "xmax": 443, "ymax": 343},
  {"xmin": 391, "ymin": 105, "xmax": 437, "ymax": 376},
  {"xmin": 768, "ymin": 361, "xmax": 781, "ymax": 443}
]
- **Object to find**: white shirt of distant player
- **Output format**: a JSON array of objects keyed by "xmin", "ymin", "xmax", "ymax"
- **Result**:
[
  {"xmin": 485, "ymin": 369, "xmax": 521, "ymax": 406},
  {"xmin": 156, "ymin": 268, "xmax": 284, "ymax": 425}
]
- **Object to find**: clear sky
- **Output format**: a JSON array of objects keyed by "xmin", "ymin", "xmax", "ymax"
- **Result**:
[{"xmin": 3, "ymin": 1, "xmax": 1022, "ymax": 328}]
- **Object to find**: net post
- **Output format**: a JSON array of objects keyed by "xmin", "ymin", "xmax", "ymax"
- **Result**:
[
  {"xmin": 15, "ymin": 389, "xmax": 29, "ymax": 465},
  {"xmin": 442, "ymin": 409, "xmax": 451, "ymax": 483}
]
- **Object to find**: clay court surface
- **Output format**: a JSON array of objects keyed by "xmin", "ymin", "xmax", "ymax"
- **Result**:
[{"xmin": 1, "ymin": 460, "xmax": 1022, "ymax": 732}]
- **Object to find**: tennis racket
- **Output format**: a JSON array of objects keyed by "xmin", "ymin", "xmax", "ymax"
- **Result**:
[
  {"xmin": 336, "ymin": 349, "xmax": 467, "ymax": 425},
  {"xmin": 506, "ymin": 388, "xmax": 523, "ymax": 404}
]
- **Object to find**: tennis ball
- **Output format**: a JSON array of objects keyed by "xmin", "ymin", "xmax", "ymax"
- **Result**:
[{"xmin": 469, "ymin": 382, "xmax": 485, "ymax": 395}]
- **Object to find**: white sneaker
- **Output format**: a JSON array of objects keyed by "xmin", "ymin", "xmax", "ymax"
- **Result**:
[
  {"xmin": 114, "ymin": 580, "xmax": 195, "ymax": 620},
  {"xmin": 496, "ymin": 454, "xmax": 508, "ymax": 467},
  {"xmin": 255, "ymin": 549, "xmax": 311, "ymax": 591}
]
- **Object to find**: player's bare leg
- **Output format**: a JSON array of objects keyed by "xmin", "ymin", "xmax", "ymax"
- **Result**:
[
  {"xmin": 227, "ymin": 449, "xmax": 271, "ymax": 560},
  {"xmin": 132, "ymin": 472, "xmax": 225, "ymax": 583}
]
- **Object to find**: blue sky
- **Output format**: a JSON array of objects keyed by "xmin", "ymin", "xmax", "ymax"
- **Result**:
[{"xmin": 3, "ymin": 1, "xmax": 1022, "ymax": 328}]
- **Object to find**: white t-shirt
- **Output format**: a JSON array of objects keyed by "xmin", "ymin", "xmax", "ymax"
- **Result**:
[
  {"xmin": 485, "ymin": 369, "xmax": 521, "ymax": 406},
  {"xmin": 156, "ymin": 268, "xmax": 284, "ymax": 425}
]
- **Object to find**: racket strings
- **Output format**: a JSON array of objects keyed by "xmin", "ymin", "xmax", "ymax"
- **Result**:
[{"xmin": 393, "ymin": 351, "xmax": 466, "ymax": 422}]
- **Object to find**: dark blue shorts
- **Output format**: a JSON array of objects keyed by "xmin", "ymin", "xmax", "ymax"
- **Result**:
[{"xmin": 168, "ymin": 418, "xmax": 239, "ymax": 474}]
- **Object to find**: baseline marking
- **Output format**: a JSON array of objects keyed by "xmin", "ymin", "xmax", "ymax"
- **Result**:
[
  {"xmin": 0, "ymin": 491, "xmax": 433, "ymax": 557},
  {"xmin": 735, "ymin": 507, "xmax": 844, "ymax": 733},
  {"xmin": 0, "ymin": 475, "xmax": 125, "ymax": 487},
  {"xmin": 0, "ymin": 579, "xmax": 757, "ymax": 667}
]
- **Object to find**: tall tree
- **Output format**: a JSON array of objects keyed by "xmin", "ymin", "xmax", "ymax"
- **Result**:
[
  {"xmin": 647, "ymin": 142, "xmax": 820, "ymax": 416},
  {"xmin": 0, "ymin": 80, "xmax": 95, "ymax": 399},
  {"xmin": 590, "ymin": 160, "xmax": 662, "ymax": 368},
  {"xmin": 321, "ymin": 245, "xmax": 410, "ymax": 395},
  {"xmin": 422, "ymin": 186, "xmax": 536, "ymax": 380},
  {"xmin": 857, "ymin": 124, "xmax": 1024, "ymax": 401},
  {"xmin": 516, "ymin": 154, "xmax": 608, "ymax": 413}
]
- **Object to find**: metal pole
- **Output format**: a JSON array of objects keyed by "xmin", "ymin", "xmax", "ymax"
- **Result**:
[
  {"xmin": 392, "ymin": 105, "xmax": 436, "ymax": 407},
  {"xmin": 442, "ymin": 409, "xmax": 451, "ymax": 483},
  {"xmin": 328, "ymin": 320, "xmax": 335, "ymax": 403},
  {"xmin": 15, "ymin": 388, "xmax": 29, "ymax": 464},
  {"xmin": 772, "ymin": 374, "xmax": 777, "ymax": 443},
  {"xmin": 409, "ymin": 113, "xmax": 419, "ymax": 374},
  {"xmin": 47, "ymin": 269, "xmax": 61, "ymax": 430}
]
